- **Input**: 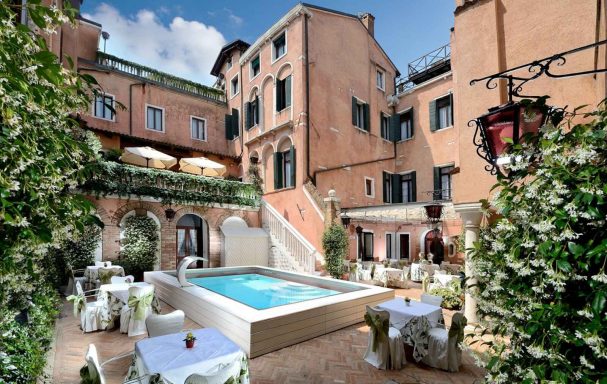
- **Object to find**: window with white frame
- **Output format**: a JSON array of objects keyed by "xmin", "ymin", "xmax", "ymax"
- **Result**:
[
  {"xmin": 364, "ymin": 177, "xmax": 375, "ymax": 198},
  {"xmin": 250, "ymin": 55, "xmax": 260, "ymax": 79},
  {"xmin": 93, "ymin": 94, "xmax": 114, "ymax": 121},
  {"xmin": 380, "ymin": 113, "xmax": 389, "ymax": 139},
  {"xmin": 437, "ymin": 95, "xmax": 452, "ymax": 129},
  {"xmin": 230, "ymin": 75, "xmax": 239, "ymax": 98},
  {"xmin": 272, "ymin": 32, "xmax": 287, "ymax": 61},
  {"xmin": 400, "ymin": 110, "xmax": 413, "ymax": 140},
  {"xmin": 191, "ymin": 116, "xmax": 206, "ymax": 141},
  {"xmin": 400, "ymin": 172, "xmax": 415, "ymax": 202},
  {"xmin": 146, "ymin": 105, "xmax": 163, "ymax": 132},
  {"xmin": 276, "ymin": 75, "xmax": 291, "ymax": 112},
  {"xmin": 376, "ymin": 69, "xmax": 385, "ymax": 90},
  {"xmin": 226, "ymin": 56, "xmax": 232, "ymax": 70},
  {"xmin": 362, "ymin": 231, "xmax": 374, "ymax": 261}
]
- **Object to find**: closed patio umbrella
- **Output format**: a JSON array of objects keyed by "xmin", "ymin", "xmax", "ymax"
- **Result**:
[
  {"xmin": 120, "ymin": 147, "xmax": 177, "ymax": 169},
  {"xmin": 179, "ymin": 157, "xmax": 227, "ymax": 177}
]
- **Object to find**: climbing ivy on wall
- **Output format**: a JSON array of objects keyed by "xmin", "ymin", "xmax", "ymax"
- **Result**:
[{"xmin": 119, "ymin": 215, "xmax": 159, "ymax": 277}]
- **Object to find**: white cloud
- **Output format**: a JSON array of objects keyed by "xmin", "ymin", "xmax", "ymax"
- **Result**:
[{"xmin": 83, "ymin": 3, "xmax": 226, "ymax": 85}]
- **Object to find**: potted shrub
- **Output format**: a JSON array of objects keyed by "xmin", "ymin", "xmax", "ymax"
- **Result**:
[{"xmin": 183, "ymin": 332, "xmax": 197, "ymax": 349}]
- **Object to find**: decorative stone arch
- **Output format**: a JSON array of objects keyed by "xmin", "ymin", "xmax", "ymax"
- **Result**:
[
  {"xmin": 260, "ymin": 73, "xmax": 275, "ymax": 88},
  {"xmin": 249, "ymin": 149, "xmax": 260, "ymax": 163},
  {"xmin": 261, "ymin": 142, "xmax": 275, "ymax": 192},
  {"xmin": 91, "ymin": 203, "xmax": 111, "ymax": 225},
  {"xmin": 248, "ymin": 85, "xmax": 260, "ymax": 101},
  {"xmin": 172, "ymin": 206, "xmax": 210, "ymax": 225},
  {"xmin": 90, "ymin": 202, "xmax": 111, "ymax": 262},
  {"xmin": 276, "ymin": 134, "xmax": 293, "ymax": 152},
  {"xmin": 118, "ymin": 208, "xmax": 163, "ymax": 270},
  {"xmin": 215, "ymin": 210, "xmax": 254, "ymax": 229},
  {"xmin": 260, "ymin": 141, "xmax": 275, "ymax": 161},
  {"xmin": 172, "ymin": 207, "xmax": 211, "ymax": 268},
  {"xmin": 111, "ymin": 201, "xmax": 167, "ymax": 227},
  {"xmin": 276, "ymin": 62, "xmax": 293, "ymax": 80}
]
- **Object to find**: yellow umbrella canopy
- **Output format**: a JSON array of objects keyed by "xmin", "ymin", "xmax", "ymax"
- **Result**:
[
  {"xmin": 120, "ymin": 146, "xmax": 177, "ymax": 169},
  {"xmin": 179, "ymin": 157, "xmax": 227, "ymax": 177}
]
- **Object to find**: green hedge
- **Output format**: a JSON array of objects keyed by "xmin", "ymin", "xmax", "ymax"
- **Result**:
[
  {"xmin": 82, "ymin": 161, "xmax": 260, "ymax": 207},
  {"xmin": 322, "ymin": 224, "xmax": 349, "ymax": 279},
  {"xmin": 119, "ymin": 215, "xmax": 159, "ymax": 277}
]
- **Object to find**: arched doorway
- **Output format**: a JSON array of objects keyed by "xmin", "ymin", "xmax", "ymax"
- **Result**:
[
  {"xmin": 424, "ymin": 229, "xmax": 445, "ymax": 264},
  {"xmin": 176, "ymin": 214, "xmax": 208, "ymax": 268}
]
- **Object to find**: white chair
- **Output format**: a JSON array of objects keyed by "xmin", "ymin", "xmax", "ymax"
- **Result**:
[
  {"xmin": 421, "ymin": 293, "xmax": 443, "ymax": 307},
  {"xmin": 67, "ymin": 282, "xmax": 104, "ymax": 333},
  {"xmin": 422, "ymin": 312, "xmax": 467, "ymax": 371},
  {"xmin": 83, "ymin": 344, "xmax": 153, "ymax": 384},
  {"xmin": 146, "ymin": 310, "xmax": 185, "ymax": 337},
  {"xmin": 185, "ymin": 355, "xmax": 248, "ymax": 384},
  {"xmin": 111, "ymin": 275, "xmax": 135, "ymax": 284},
  {"xmin": 363, "ymin": 305, "xmax": 406, "ymax": 370},
  {"xmin": 66, "ymin": 265, "xmax": 88, "ymax": 295},
  {"xmin": 95, "ymin": 261, "xmax": 112, "ymax": 267},
  {"xmin": 435, "ymin": 270, "xmax": 447, "ymax": 275},
  {"xmin": 120, "ymin": 285, "xmax": 155, "ymax": 337}
]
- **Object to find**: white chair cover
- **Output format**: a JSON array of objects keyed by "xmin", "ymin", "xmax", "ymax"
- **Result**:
[
  {"xmin": 363, "ymin": 306, "xmax": 406, "ymax": 370},
  {"xmin": 146, "ymin": 310, "xmax": 185, "ymax": 337},
  {"xmin": 120, "ymin": 285, "xmax": 155, "ymax": 337},
  {"xmin": 72, "ymin": 282, "xmax": 104, "ymax": 333},
  {"xmin": 111, "ymin": 275, "xmax": 135, "ymax": 284},
  {"xmin": 184, "ymin": 355, "xmax": 249, "ymax": 384},
  {"xmin": 422, "ymin": 312, "xmax": 467, "ymax": 372},
  {"xmin": 67, "ymin": 267, "xmax": 88, "ymax": 296},
  {"xmin": 95, "ymin": 261, "xmax": 112, "ymax": 267},
  {"xmin": 85, "ymin": 344, "xmax": 107, "ymax": 384},
  {"xmin": 421, "ymin": 293, "xmax": 443, "ymax": 307}
]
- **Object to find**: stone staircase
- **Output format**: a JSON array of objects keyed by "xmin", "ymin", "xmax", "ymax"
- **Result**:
[{"xmin": 266, "ymin": 232, "xmax": 307, "ymax": 272}]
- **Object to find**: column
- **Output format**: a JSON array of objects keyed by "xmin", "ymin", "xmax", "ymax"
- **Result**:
[
  {"xmin": 453, "ymin": 202, "xmax": 483, "ymax": 326},
  {"xmin": 323, "ymin": 189, "xmax": 341, "ymax": 228}
]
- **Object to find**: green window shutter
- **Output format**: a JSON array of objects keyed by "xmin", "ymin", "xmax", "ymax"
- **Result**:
[
  {"xmin": 410, "ymin": 108, "xmax": 415, "ymax": 137},
  {"xmin": 429, "ymin": 100, "xmax": 437, "ymax": 132},
  {"xmin": 224, "ymin": 114, "xmax": 233, "ymax": 140},
  {"xmin": 382, "ymin": 171, "xmax": 389, "ymax": 202},
  {"xmin": 274, "ymin": 152, "xmax": 283, "ymax": 190},
  {"xmin": 391, "ymin": 173, "xmax": 402, "ymax": 204},
  {"xmin": 390, "ymin": 114, "xmax": 401, "ymax": 142},
  {"xmin": 449, "ymin": 93, "xmax": 454, "ymax": 126},
  {"xmin": 255, "ymin": 96, "xmax": 260, "ymax": 125},
  {"xmin": 244, "ymin": 102, "xmax": 251, "ymax": 129},
  {"xmin": 276, "ymin": 79, "xmax": 284, "ymax": 111},
  {"xmin": 231, "ymin": 108, "xmax": 239, "ymax": 138},
  {"xmin": 285, "ymin": 76, "xmax": 292, "ymax": 108},
  {"xmin": 410, "ymin": 171, "xmax": 417, "ymax": 202},
  {"xmin": 363, "ymin": 103, "xmax": 370, "ymax": 131},
  {"xmin": 352, "ymin": 96, "xmax": 358, "ymax": 126},
  {"xmin": 290, "ymin": 145, "xmax": 296, "ymax": 187},
  {"xmin": 433, "ymin": 166, "xmax": 441, "ymax": 200}
]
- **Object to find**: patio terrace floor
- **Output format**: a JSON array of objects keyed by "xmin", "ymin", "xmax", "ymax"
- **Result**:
[{"xmin": 50, "ymin": 283, "xmax": 485, "ymax": 384}]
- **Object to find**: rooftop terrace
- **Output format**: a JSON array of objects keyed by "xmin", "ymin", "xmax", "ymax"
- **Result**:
[{"xmin": 397, "ymin": 43, "xmax": 451, "ymax": 94}]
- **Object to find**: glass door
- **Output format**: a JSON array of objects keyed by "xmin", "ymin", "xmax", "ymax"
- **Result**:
[{"xmin": 177, "ymin": 226, "xmax": 200, "ymax": 268}]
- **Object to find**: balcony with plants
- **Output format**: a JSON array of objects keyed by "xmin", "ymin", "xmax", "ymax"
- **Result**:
[{"xmin": 81, "ymin": 161, "xmax": 260, "ymax": 207}]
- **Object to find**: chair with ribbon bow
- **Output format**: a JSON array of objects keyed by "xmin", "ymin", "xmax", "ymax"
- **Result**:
[
  {"xmin": 421, "ymin": 312, "xmax": 467, "ymax": 371},
  {"xmin": 120, "ymin": 284, "xmax": 155, "ymax": 336},
  {"xmin": 363, "ymin": 305, "xmax": 406, "ymax": 370},
  {"xmin": 67, "ymin": 282, "xmax": 105, "ymax": 333}
]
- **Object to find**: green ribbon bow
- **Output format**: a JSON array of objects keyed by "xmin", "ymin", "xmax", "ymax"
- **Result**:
[
  {"xmin": 364, "ymin": 312, "xmax": 389, "ymax": 352},
  {"xmin": 67, "ymin": 294, "xmax": 85, "ymax": 318},
  {"xmin": 422, "ymin": 272, "xmax": 430, "ymax": 293},
  {"xmin": 98, "ymin": 269, "xmax": 121, "ymax": 284},
  {"xmin": 448, "ymin": 312, "xmax": 467, "ymax": 343},
  {"xmin": 128, "ymin": 292, "xmax": 154, "ymax": 320}
]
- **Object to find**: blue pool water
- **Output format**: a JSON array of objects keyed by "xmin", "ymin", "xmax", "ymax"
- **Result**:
[{"xmin": 187, "ymin": 273, "xmax": 341, "ymax": 310}]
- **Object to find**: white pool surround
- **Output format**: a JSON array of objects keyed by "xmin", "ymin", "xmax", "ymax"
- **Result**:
[{"xmin": 144, "ymin": 266, "xmax": 394, "ymax": 358}]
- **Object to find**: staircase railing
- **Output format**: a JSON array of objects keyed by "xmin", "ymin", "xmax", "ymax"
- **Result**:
[{"xmin": 261, "ymin": 200, "xmax": 318, "ymax": 273}]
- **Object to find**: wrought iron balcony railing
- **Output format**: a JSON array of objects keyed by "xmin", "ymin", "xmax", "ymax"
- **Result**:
[
  {"xmin": 408, "ymin": 44, "xmax": 451, "ymax": 78},
  {"xmin": 81, "ymin": 161, "xmax": 259, "ymax": 207},
  {"xmin": 95, "ymin": 52, "xmax": 226, "ymax": 103}
]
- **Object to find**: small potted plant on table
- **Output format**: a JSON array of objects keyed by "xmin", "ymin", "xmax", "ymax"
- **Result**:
[
  {"xmin": 404, "ymin": 297, "xmax": 411, "ymax": 306},
  {"xmin": 183, "ymin": 332, "xmax": 197, "ymax": 349}
]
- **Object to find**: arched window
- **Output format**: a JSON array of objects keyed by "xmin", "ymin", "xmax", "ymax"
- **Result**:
[
  {"xmin": 274, "ymin": 137, "xmax": 295, "ymax": 189},
  {"xmin": 245, "ymin": 88, "xmax": 260, "ymax": 130}
]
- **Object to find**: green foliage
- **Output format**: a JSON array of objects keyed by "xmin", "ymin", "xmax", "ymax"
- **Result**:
[
  {"xmin": 82, "ymin": 161, "xmax": 260, "ymax": 207},
  {"xmin": 119, "ymin": 215, "xmax": 159, "ymax": 276},
  {"xmin": 103, "ymin": 148, "xmax": 122, "ymax": 162},
  {"xmin": 247, "ymin": 162, "xmax": 263, "ymax": 195},
  {"xmin": 470, "ymin": 103, "xmax": 607, "ymax": 383},
  {"xmin": 61, "ymin": 224, "xmax": 102, "ymax": 270},
  {"xmin": 322, "ymin": 224, "xmax": 349, "ymax": 279},
  {"xmin": 0, "ymin": 2, "xmax": 103, "ymax": 382},
  {"xmin": 0, "ymin": 286, "xmax": 60, "ymax": 383},
  {"xmin": 428, "ymin": 285, "xmax": 463, "ymax": 310}
]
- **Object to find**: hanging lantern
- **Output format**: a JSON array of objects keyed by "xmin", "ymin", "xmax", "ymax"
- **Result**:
[
  {"xmin": 164, "ymin": 208, "xmax": 176, "ymax": 222},
  {"xmin": 341, "ymin": 213, "xmax": 351, "ymax": 228},
  {"xmin": 424, "ymin": 204, "xmax": 443, "ymax": 224}
]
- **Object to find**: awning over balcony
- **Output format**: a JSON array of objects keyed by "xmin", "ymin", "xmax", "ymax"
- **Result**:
[
  {"xmin": 120, "ymin": 146, "xmax": 177, "ymax": 169},
  {"xmin": 179, "ymin": 157, "xmax": 227, "ymax": 177}
]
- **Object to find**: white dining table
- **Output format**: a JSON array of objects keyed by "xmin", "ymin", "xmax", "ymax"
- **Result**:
[
  {"xmin": 84, "ymin": 265, "xmax": 124, "ymax": 285},
  {"xmin": 132, "ymin": 328, "xmax": 248, "ymax": 384},
  {"xmin": 410, "ymin": 263, "xmax": 440, "ymax": 282},
  {"xmin": 98, "ymin": 282, "xmax": 150, "ymax": 304}
]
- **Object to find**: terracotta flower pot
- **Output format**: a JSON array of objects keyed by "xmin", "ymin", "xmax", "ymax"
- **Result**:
[{"xmin": 185, "ymin": 340, "xmax": 195, "ymax": 349}]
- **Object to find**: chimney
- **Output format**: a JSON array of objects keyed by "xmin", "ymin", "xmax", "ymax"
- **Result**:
[{"xmin": 360, "ymin": 13, "xmax": 375, "ymax": 37}]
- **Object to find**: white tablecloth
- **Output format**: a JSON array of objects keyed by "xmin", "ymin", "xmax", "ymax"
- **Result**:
[
  {"xmin": 99, "ymin": 282, "xmax": 150, "ymax": 304},
  {"xmin": 434, "ymin": 274, "xmax": 461, "ymax": 287},
  {"xmin": 377, "ymin": 298, "xmax": 443, "ymax": 330},
  {"xmin": 134, "ymin": 328, "xmax": 246, "ymax": 384},
  {"xmin": 84, "ymin": 265, "xmax": 124, "ymax": 284},
  {"xmin": 410, "ymin": 263, "xmax": 440, "ymax": 282}
]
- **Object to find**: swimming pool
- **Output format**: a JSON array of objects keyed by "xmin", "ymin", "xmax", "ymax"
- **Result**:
[{"xmin": 188, "ymin": 273, "xmax": 341, "ymax": 309}]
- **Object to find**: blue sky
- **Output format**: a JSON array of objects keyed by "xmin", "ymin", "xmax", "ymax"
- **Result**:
[{"xmin": 81, "ymin": 1, "xmax": 454, "ymax": 85}]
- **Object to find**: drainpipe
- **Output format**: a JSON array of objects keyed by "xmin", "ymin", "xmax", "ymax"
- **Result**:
[
  {"xmin": 129, "ymin": 82, "xmax": 145, "ymax": 136},
  {"xmin": 304, "ymin": 14, "xmax": 312, "ymax": 183}
]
